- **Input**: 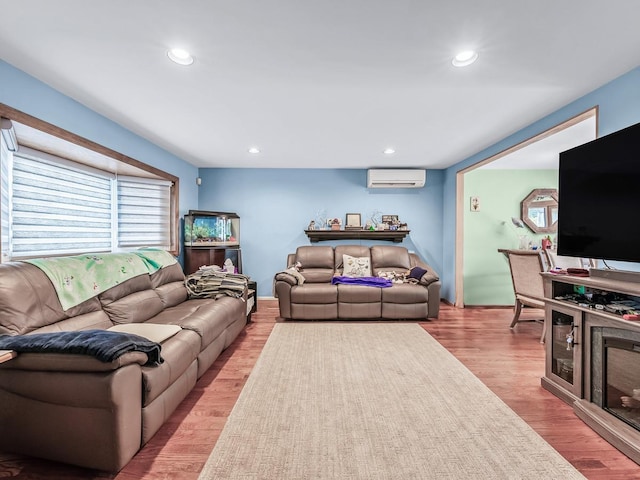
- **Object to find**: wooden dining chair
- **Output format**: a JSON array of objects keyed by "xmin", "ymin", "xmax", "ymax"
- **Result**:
[{"xmin": 506, "ymin": 250, "xmax": 547, "ymax": 343}]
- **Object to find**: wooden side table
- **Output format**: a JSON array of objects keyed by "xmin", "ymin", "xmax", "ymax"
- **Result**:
[
  {"xmin": 247, "ymin": 280, "xmax": 257, "ymax": 321},
  {"xmin": 0, "ymin": 350, "xmax": 17, "ymax": 363}
]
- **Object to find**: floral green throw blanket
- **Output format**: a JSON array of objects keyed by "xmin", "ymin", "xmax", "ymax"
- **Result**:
[{"xmin": 26, "ymin": 249, "xmax": 177, "ymax": 311}]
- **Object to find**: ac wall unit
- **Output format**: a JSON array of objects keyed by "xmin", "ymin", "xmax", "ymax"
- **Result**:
[{"xmin": 367, "ymin": 169, "xmax": 426, "ymax": 188}]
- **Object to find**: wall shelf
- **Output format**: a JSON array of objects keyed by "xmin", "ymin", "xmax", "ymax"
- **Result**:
[{"xmin": 304, "ymin": 229, "xmax": 410, "ymax": 243}]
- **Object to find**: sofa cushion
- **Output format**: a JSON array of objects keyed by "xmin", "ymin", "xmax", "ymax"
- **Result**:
[
  {"xmin": 336, "ymin": 284, "xmax": 383, "ymax": 319},
  {"xmin": 149, "ymin": 296, "xmax": 244, "ymax": 348},
  {"xmin": 99, "ymin": 274, "xmax": 154, "ymax": 304},
  {"xmin": 381, "ymin": 301, "xmax": 429, "ymax": 319},
  {"xmin": 140, "ymin": 329, "xmax": 201, "ymax": 406},
  {"xmin": 154, "ymin": 281, "xmax": 188, "ymax": 308},
  {"xmin": 337, "ymin": 285, "xmax": 382, "ymax": 303},
  {"xmin": 0, "ymin": 262, "xmax": 103, "ymax": 335},
  {"xmin": 101, "ymin": 289, "xmax": 165, "ymax": 324},
  {"xmin": 337, "ymin": 302, "xmax": 382, "ymax": 319},
  {"xmin": 290, "ymin": 302, "xmax": 338, "ymax": 320},
  {"xmin": 295, "ymin": 246, "xmax": 335, "ymax": 283},
  {"xmin": 290, "ymin": 284, "xmax": 338, "ymax": 304},
  {"xmin": 382, "ymin": 283, "xmax": 429, "ymax": 304},
  {"xmin": 371, "ymin": 245, "xmax": 411, "ymax": 275},
  {"xmin": 382, "ymin": 276, "xmax": 430, "ymax": 319},
  {"xmin": 149, "ymin": 263, "xmax": 185, "ymax": 288},
  {"xmin": 108, "ymin": 323, "xmax": 182, "ymax": 344},
  {"xmin": 334, "ymin": 245, "xmax": 371, "ymax": 271},
  {"xmin": 30, "ymin": 311, "xmax": 114, "ymax": 334}
]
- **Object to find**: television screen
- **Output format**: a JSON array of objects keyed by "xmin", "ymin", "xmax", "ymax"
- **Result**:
[{"xmin": 557, "ymin": 121, "xmax": 640, "ymax": 264}]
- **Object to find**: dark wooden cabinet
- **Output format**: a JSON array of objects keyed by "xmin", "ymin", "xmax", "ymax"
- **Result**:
[{"xmin": 184, "ymin": 246, "xmax": 242, "ymax": 276}]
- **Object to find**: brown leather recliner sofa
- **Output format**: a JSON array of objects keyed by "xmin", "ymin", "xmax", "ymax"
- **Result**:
[
  {"xmin": 275, "ymin": 245, "xmax": 440, "ymax": 320},
  {"xmin": 0, "ymin": 252, "xmax": 247, "ymax": 472}
]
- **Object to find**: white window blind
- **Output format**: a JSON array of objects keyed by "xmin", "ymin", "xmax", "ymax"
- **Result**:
[
  {"xmin": 117, "ymin": 176, "xmax": 172, "ymax": 249},
  {"xmin": 0, "ymin": 139, "xmax": 9, "ymax": 262},
  {"xmin": 11, "ymin": 150, "xmax": 113, "ymax": 258}
]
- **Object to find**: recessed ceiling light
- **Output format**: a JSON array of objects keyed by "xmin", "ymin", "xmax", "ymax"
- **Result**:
[
  {"xmin": 452, "ymin": 50, "xmax": 478, "ymax": 67},
  {"xmin": 248, "ymin": 147, "xmax": 260, "ymax": 154},
  {"xmin": 383, "ymin": 148, "xmax": 396, "ymax": 155},
  {"xmin": 167, "ymin": 48, "xmax": 194, "ymax": 66}
]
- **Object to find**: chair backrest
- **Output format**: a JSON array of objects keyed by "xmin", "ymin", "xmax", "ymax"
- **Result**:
[{"xmin": 506, "ymin": 250, "xmax": 545, "ymax": 299}]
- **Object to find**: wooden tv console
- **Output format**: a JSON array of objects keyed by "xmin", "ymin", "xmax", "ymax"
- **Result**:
[{"xmin": 541, "ymin": 271, "xmax": 640, "ymax": 464}]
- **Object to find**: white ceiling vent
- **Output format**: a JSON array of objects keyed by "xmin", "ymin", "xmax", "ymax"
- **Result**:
[{"xmin": 367, "ymin": 169, "xmax": 426, "ymax": 188}]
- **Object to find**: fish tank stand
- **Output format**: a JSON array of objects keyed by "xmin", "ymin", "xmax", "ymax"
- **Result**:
[{"xmin": 184, "ymin": 210, "xmax": 242, "ymax": 275}]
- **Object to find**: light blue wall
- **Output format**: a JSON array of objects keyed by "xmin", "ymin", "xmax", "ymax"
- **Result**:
[
  {"xmin": 443, "ymin": 66, "xmax": 640, "ymax": 303},
  {"xmin": 0, "ymin": 60, "xmax": 199, "ymax": 220},
  {"xmin": 198, "ymin": 168, "xmax": 444, "ymax": 296}
]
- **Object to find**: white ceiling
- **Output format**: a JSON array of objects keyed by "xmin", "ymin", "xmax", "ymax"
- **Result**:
[
  {"xmin": 1, "ymin": 1, "xmax": 639, "ymax": 170},
  {"xmin": 481, "ymin": 114, "xmax": 597, "ymax": 170}
]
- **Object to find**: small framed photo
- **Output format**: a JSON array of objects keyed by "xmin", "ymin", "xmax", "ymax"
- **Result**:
[
  {"xmin": 382, "ymin": 214, "xmax": 399, "ymax": 225},
  {"xmin": 345, "ymin": 213, "xmax": 362, "ymax": 230}
]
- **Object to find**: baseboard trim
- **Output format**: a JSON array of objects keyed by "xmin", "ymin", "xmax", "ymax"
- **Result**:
[{"xmin": 462, "ymin": 305, "xmax": 513, "ymax": 309}]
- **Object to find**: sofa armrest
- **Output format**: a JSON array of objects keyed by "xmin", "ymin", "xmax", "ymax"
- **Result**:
[
  {"xmin": 409, "ymin": 255, "xmax": 441, "ymax": 318},
  {"xmin": 410, "ymin": 258, "xmax": 440, "ymax": 286},
  {"xmin": 426, "ymin": 280, "xmax": 441, "ymax": 318},
  {"xmin": 274, "ymin": 279, "xmax": 294, "ymax": 319},
  {"xmin": 419, "ymin": 270, "xmax": 440, "ymax": 286},
  {"xmin": 0, "ymin": 364, "xmax": 143, "ymax": 471},
  {"xmin": 0, "ymin": 351, "xmax": 149, "ymax": 372},
  {"xmin": 274, "ymin": 272, "xmax": 298, "ymax": 286}
]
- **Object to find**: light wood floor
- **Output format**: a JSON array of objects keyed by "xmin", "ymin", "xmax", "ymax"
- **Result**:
[{"xmin": 2, "ymin": 300, "xmax": 640, "ymax": 479}]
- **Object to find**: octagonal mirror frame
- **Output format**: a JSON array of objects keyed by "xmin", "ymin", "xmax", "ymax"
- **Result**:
[{"xmin": 520, "ymin": 188, "xmax": 558, "ymax": 234}]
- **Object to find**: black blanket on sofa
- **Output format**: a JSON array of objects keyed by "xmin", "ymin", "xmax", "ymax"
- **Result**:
[{"xmin": 0, "ymin": 329, "xmax": 163, "ymax": 365}]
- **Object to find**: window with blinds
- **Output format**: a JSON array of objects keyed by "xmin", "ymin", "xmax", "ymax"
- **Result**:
[
  {"xmin": 117, "ymin": 176, "xmax": 172, "ymax": 250},
  {"xmin": 2, "ymin": 147, "xmax": 173, "ymax": 260},
  {"xmin": 0, "ymin": 139, "xmax": 9, "ymax": 262},
  {"xmin": 11, "ymin": 149, "xmax": 113, "ymax": 257}
]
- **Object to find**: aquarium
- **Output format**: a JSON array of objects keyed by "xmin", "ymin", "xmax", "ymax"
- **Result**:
[{"xmin": 184, "ymin": 210, "xmax": 240, "ymax": 247}]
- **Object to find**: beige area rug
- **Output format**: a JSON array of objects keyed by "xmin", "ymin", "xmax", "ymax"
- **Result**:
[{"xmin": 199, "ymin": 323, "xmax": 585, "ymax": 479}]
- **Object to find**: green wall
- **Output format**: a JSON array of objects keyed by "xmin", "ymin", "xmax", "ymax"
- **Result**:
[{"xmin": 463, "ymin": 169, "xmax": 558, "ymax": 306}]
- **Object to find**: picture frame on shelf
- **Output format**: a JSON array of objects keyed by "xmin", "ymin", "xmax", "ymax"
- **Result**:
[
  {"xmin": 382, "ymin": 214, "xmax": 401, "ymax": 231},
  {"xmin": 345, "ymin": 213, "xmax": 362, "ymax": 230}
]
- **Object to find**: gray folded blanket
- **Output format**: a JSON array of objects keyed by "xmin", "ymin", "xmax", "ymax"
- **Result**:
[{"xmin": 0, "ymin": 330, "xmax": 163, "ymax": 366}]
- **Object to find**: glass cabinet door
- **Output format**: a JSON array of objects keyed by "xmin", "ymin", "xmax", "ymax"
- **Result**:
[
  {"xmin": 551, "ymin": 310, "xmax": 575, "ymax": 383},
  {"xmin": 545, "ymin": 303, "xmax": 582, "ymax": 398}
]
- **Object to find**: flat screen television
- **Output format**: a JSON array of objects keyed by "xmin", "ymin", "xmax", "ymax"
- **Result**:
[{"xmin": 557, "ymin": 120, "xmax": 640, "ymax": 264}]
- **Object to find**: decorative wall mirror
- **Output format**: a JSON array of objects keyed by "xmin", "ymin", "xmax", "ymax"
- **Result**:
[{"xmin": 520, "ymin": 188, "xmax": 558, "ymax": 234}]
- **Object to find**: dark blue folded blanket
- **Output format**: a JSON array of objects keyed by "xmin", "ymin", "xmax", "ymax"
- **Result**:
[
  {"xmin": 331, "ymin": 276, "xmax": 393, "ymax": 288},
  {"xmin": 0, "ymin": 329, "xmax": 163, "ymax": 366}
]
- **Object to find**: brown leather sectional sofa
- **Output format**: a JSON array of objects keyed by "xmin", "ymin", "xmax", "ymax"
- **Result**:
[
  {"xmin": 275, "ymin": 245, "xmax": 440, "ymax": 320},
  {"xmin": 0, "ymin": 254, "xmax": 247, "ymax": 472}
]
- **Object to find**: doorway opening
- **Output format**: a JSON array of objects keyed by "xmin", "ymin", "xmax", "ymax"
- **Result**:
[{"xmin": 454, "ymin": 107, "xmax": 598, "ymax": 308}]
